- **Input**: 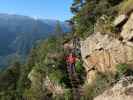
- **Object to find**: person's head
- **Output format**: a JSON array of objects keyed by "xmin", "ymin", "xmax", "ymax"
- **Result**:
[{"xmin": 69, "ymin": 52, "xmax": 73, "ymax": 56}]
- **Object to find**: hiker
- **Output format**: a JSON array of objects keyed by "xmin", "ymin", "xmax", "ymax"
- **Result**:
[{"xmin": 65, "ymin": 52, "xmax": 77, "ymax": 74}]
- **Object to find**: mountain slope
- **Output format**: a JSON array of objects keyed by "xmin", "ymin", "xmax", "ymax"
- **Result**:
[{"xmin": 0, "ymin": 13, "xmax": 71, "ymax": 67}]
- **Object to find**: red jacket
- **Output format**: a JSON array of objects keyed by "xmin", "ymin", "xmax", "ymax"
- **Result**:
[{"xmin": 66, "ymin": 55, "xmax": 77, "ymax": 64}]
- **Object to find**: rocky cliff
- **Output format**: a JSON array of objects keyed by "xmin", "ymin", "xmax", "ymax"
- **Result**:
[
  {"xmin": 81, "ymin": 12, "xmax": 133, "ymax": 99},
  {"xmin": 81, "ymin": 12, "xmax": 133, "ymax": 85}
]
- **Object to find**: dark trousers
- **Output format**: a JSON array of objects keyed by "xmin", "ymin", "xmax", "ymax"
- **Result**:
[{"xmin": 69, "ymin": 63, "xmax": 75, "ymax": 74}]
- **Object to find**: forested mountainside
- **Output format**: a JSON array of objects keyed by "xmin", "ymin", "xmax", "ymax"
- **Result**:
[
  {"xmin": 0, "ymin": 13, "xmax": 71, "ymax": 67},
  {"xmin": 0, "ymin": 0, "xmax": 133, "ymax": 100}
]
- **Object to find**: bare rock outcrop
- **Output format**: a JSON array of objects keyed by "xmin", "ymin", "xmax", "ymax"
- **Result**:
[
  {"xmin": 121, "ymin": 13, "xmax": 133, "ymax": 41},
  {"xmin": 113, "ymin": 14, "xmax": 128, "ymax": 27},
  {"xmin": 94, "ymin": 76, "xmax": 133, "ymax": 100},
  {"xmin": 80, "ymin": 12, "xmax": 133, "ymax": 85},
  {"xmin": 28, "ymin": 69, "xmax": 64, "ymax": 96}
]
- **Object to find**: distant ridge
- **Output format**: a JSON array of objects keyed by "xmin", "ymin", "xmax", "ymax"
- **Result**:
[{"xmin": 0, "ymin": 13, "xmax": 71, "ymax": 67}]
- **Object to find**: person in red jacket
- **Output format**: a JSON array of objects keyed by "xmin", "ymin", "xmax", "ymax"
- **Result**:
[{"xmin": 66, "ymin": 52, "xmax": 77, "ymax": 74}]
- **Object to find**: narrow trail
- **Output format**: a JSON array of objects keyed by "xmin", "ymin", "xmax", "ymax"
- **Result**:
[
  {"xmin": 66, "ymin": 37, "xmax": 84, "ymax": 100},
  {"xmin": 66, "ymin": 63, "xmax": 83, "ymax": 100}
]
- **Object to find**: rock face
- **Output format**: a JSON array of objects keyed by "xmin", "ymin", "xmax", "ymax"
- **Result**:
[
  {"xmin": 80, "ymin": 12, "xmax": 133, "ymax": 85},
  {"xmin": 28, "ymin": 69, "xmax": 64, "ymax": 96},
  {"xmin": 113, "ymin": 14, "xmax": 128, "ymax": 27},
  {"xmin": 81, "ymin": 33, "xmax": 133, "ymax": 84},
  {"xmin": 44, "ymin": 76, "xmax": 64, "ymax": 95},
  {"xmin": 94, "ymin": 76, "xmax": 133, "ymax": 100},
  {"xmin": 121, "ymin": 13, "xmax": 133, "ymax": 41}
]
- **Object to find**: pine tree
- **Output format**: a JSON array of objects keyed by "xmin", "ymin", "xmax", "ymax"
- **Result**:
[
  {"xmin": 54, "ymin": 21, "xmax": 63, "ymax": 37},
  {"xmin": 71, "ymin": 0, "xmax": 123, "ymax": 37}
]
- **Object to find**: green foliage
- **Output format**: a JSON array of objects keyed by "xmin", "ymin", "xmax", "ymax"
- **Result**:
[
  {"xmin": 0, "ymin": 14, "xmax": 70, "ymax": 67},
  {"xmin": 94, "ymin": 15, "xmax": 115, "ymax": 34},
  {"xmin": 0, "ymin": 62, "xmax": 23, "ymax": 99},
  {"xmin": 0, "ymin": 31, "xmax": 85, "ymax": 99},
  {"xmin": 119, "ymin": 0, "xmax": 133, "ymax": 14},
  {"xmin": 83, "ymin": 72, "xmax": 115, "ymax": 100},
  {"xmin": 22, "ymin": 34, "xmax": 73, "ymax": 99},
  {"xmin": 116, "ymin": 63, "xmax": 128, "ymax": 78},
  {"xmin": 75, "ymin": 60, "xmax": 83, "ymax": 73},
  {"xmin": 1, "ymin": 0, "xmax": 129, "ymax": 99},
  {"xmin": 54, "ymin": 21, "xmax": 64, "ymax": 37},
  {"xmin": 24, "ymin": 87, "xmax": 50, "ymax": 100},
  {"xmin": 71, "ymin": 0, "xmax": 123, "ymax": 38},
  {"xmin": 63, "ymin": 89, "xmax": 72, "ymax": 100},
  {"xmin": 0, "ymin": 47, "xmax": 37, "ymax": 99},
  {"xmin": 93, "ymin": 73, "xmax": 114, "ymax": 96},
  {"xmin": 75, "ymin": 59, "xmax": 85, "ymax": 84},
  {"xmin": 49, "ymin": 70, "xmax": 63, "ymax": 83}
]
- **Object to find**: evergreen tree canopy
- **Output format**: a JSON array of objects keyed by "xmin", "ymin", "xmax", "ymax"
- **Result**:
[{"xmin": 71, "ymin": 0, "xmax": 123, "ymax": 37}]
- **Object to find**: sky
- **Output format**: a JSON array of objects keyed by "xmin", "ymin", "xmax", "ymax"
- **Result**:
[{"xmin": 0, "ymin": 0, "xmax": 73, "ymax": 21}]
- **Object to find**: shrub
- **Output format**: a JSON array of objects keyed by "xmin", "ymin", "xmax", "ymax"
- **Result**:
[
  {"xmin": 116, "ymin": 63, "xmax": 128, "ymax": 78},
  {"xmin": 119, "ymin": 0, "xmax": 133, "ymax": 14},
  {"xmin": 83, "ymin": 72, "xmax": 114, "ymax": 100},
  {"xmin": 63, "ymin": 89, "xmax": 72, "ymax": 100},
  {"xmin": 49, "ymin": 70, "xmax": 63, "ymax": 83},
  {"xmin": 75, "ymin": 60, "xmax": 84, "ymax": 74},
  {"xmin": 94, "ymin": 15, "xmax": 115, "ymax": 34},
  {"xmin": 75, "ymin": 59, "xmax": 86, "ymax": 84}
]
